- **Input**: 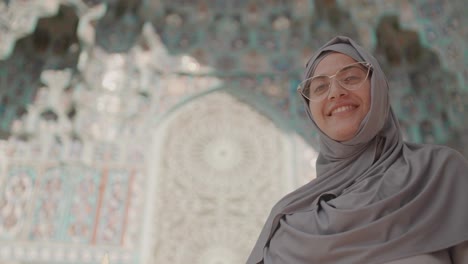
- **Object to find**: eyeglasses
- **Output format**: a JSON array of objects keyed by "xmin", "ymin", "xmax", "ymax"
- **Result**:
[{"xmin": 298, "ymin": 62, "xmax": 372, "ymax": 102}]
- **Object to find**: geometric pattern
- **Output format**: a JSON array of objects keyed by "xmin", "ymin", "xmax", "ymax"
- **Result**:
[{"xmin": 0, "ymin": 162, "xmax": 140, "ymax": 263}]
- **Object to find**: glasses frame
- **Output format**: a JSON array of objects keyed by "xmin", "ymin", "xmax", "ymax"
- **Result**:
[{"xmin": 298, "ymin": 61, "xmax": 373, "ymax": 102}]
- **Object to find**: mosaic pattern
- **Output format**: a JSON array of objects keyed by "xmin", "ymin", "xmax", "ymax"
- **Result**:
[
  {"xmin": 0, "ymin": 3, "xmax": 80, "ymax": 137},
  {"xmin": 95, "ymin": 169, "xmax": 132, "ymax": 246},
  {"xmin": 0, "ymin": 162, "xmax": 142, "ymax": 263},
  {"xmin": 0, "ymin": 166, "xmax": 36, "ymax": 239},
  {"xmin": 0, "ymin": 52, "xmax": 43, "ymax": 135},
  {"xmin": 0, "ymin": 0, "xmax": 59, "ymax": 59},
  {"xmin": 31, "ymin": 166, "xmax": 100, "ymax": 243}
]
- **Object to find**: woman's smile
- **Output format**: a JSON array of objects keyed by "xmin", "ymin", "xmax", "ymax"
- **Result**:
[{"xmin": 328, "ymin": 104, "xmax": 358, "ymax": 116}]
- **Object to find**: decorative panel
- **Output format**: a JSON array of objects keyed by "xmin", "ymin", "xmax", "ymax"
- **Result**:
[
  {"xmin": 148, "ymin": 91, "xmax": 293, "ymax": 263},
  {"xmin": 0, "ymin": 166, "xmax": 36, "ymax": 239}
]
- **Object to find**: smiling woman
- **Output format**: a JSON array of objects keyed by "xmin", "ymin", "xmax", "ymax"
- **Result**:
[{"xmin": 246, "ymin": 36, "xmax": 468, "ymax": 264}]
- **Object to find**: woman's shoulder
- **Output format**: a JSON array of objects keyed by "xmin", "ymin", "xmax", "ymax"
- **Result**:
[
  {"xmin": 398, "ymin": 142, "xmax": 468, "ymax": 183},
  {"xmin": 404, "ymin": 142, "xmax": 467, "ymax": 163}
]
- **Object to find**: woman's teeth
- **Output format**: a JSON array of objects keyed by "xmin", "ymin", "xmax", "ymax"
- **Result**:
[{"xmin": 331, "ymin": 105, "xmax": 356, "ymax": 115}]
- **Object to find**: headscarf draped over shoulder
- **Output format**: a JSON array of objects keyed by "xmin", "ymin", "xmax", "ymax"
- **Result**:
[{"xmin": 246, "ymin": 36, "xmax": 468, "ymax": 264}]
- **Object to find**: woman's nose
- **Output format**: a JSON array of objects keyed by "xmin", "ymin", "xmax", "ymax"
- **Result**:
[{"xmin": 327, "ymin": 79, "xmax": 348, "ymax": 100}]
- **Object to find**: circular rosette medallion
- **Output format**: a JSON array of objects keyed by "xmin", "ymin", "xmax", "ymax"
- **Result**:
[
  {"xmin": 152, "ymin": 92, "xmax": 288, "ymax": 263},
  {"xmin": 163, "ymin": 92, "xmax": 284, "ymax": 198}
]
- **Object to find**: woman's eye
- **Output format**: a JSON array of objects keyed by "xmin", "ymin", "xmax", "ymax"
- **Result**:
[
  {"xmin": 313, "ymin": 84, "xmax": 328, "ymax": 94},
  {"xmin": 342, "ymin": 75, "xmax": 361, "ymax": 84}
]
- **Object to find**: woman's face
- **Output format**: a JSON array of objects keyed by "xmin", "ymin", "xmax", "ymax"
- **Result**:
[{"xmin": 309, "ymin": 53, "xmax": 371, "ymax": 141}]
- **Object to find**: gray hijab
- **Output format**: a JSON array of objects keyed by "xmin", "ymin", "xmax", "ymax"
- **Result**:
[{"xmin": 246, "ymin": 36, "xmax": 468, "ymax": 264}]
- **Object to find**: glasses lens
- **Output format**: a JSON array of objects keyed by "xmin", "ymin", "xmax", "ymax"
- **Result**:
[
  {"xmin": 336, "ymin": 65, "xmax": 368, "ymax": 90},
  {"xmin": 303, "ymin": 76, "xmax": 330, "ymax": 101}
]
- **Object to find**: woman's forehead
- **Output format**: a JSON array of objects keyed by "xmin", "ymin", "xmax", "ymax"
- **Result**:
[{"xmin": 313, "ymin": 53, "xmax": 357, "ymax": 75}]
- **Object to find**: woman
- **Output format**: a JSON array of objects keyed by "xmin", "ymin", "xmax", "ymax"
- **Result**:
[{"xmin": 247, "ymin": 36, "xmax": 468, "ymax": 264}]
